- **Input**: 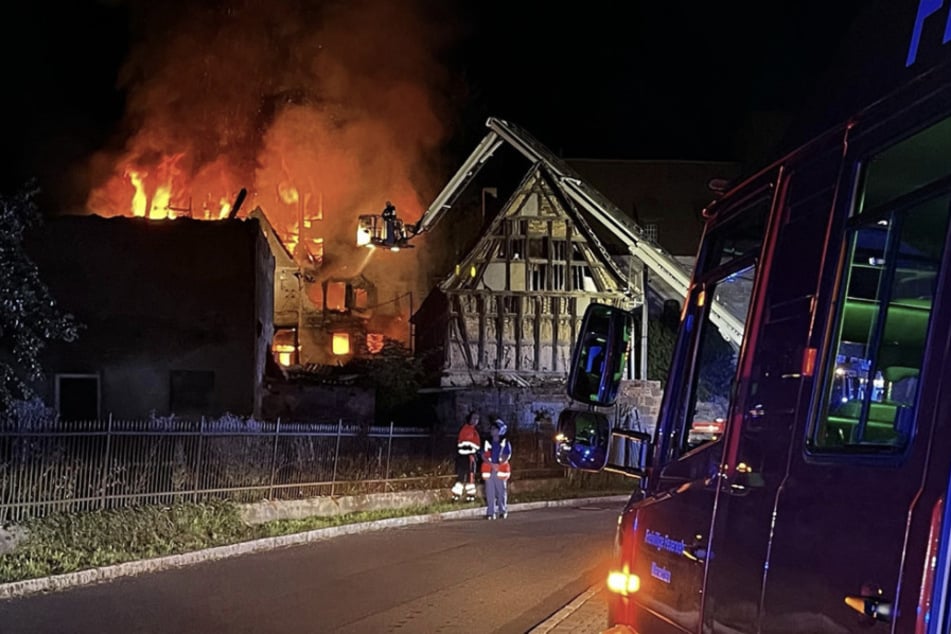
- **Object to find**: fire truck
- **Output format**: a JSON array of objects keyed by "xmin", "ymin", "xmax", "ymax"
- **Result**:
[{"xmin": 556, "ymin": 1, "xmax": 951, "ymax": 631}]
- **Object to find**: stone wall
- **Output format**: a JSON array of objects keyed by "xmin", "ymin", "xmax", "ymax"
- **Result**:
[
  {"xmin": 616, "ymin": 380, "xmax": 665, "ymax": 434},
  {"xmin": 425, "ymin": 380, "xmax": 663, "ymax": 436}
]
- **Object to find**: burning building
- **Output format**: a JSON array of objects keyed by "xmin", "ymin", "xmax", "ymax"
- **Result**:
[{"xmin": 78, "ymin": 0, "xmax": 460, "ymax": 370}]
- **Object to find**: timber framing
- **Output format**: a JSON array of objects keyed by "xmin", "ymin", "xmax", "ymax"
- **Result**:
[{"xmin": 438, "ymin": 165, "xmax": 636, "ymax": 386}]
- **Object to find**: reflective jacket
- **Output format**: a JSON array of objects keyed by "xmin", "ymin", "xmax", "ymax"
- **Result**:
[
  {"xmin": 481, "ymin": 438, "xmax": 512, "ymax": 480},
  {"xmin": 457, "ymin": 424, "xmax": 481, "ymax": 456}
]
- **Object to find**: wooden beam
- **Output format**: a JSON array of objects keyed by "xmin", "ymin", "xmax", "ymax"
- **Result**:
[
  {"xmin": 515, "ymin": 294, "xmax": 523, "ymax": 371},
  {"xmin": 477, "ymin": 292, "xmax": 486, "ymax": 370},
  {"xmin": 534, "ymin": 301, "xmax": 542, "ymax": 371}
]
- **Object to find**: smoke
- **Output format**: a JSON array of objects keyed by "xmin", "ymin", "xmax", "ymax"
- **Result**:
[{"xmin": 86, "ymin": 0, "xmax": 461, "ymax": 292}]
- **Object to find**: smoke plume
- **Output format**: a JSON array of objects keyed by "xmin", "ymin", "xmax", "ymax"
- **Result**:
[{"xmin": 86, "ymin": 0, "xmax": 462, "ymax": 329}]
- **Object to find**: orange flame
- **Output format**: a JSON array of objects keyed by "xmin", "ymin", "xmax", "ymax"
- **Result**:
[
  {"xmin": 80, "ymin": 0, "xmax": 457, "ymax": 356},
  {"xmin": 127, "ymin": 170, "xmax": 147, "ymax": 217},
  {"xmin": 278, "ymin": 183, "xmax": 299, "ymax": 205}
]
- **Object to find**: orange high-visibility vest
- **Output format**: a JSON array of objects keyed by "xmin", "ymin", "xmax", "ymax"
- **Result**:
[{"xmin": 481, "ymin": 438, "xmax": 512, "ymax": 480}]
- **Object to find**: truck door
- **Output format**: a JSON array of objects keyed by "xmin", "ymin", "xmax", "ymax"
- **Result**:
[
  {"xmin": 621, "ymin": 187, "xmax": 774, "ymax": 633},
  {"xmin": 760, "ymin": 109, "xmax": 951, "ymax": 632},
  {"xmin": 700, "ymin": 134, "xmax": 847, "ymax": 633}
]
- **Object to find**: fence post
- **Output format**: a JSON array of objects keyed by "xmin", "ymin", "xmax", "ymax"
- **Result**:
[
  {"xmin": 193, "ymin": 417, "xmax": 205, "ymax": 503},
  {"xmin": 268, "ymin": 418, "xmax": 281, "ymax": 500},
  {"xmin": 331, "ymin": 419, "xmax": 342, "ymax": 497},
  {"xmin": 99, "ymin": 414, "xmax": 114, "ymax": 510},
  {"xmin": 384, "ymin": 421, "xmax": 394, "ymax": 489}
]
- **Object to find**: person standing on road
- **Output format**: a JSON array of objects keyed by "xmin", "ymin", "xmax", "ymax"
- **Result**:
[
  {"xmin": 481, "ymin": 419, "xmax": 512, "ymax": 519},
  {"xmin": 451, "ymin": 412, "xmax": 481, "ymax": 502}
]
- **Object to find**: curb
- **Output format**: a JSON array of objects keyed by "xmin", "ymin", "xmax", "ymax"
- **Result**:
[
  {"xmin": 530, "ymin": 583, "xmax": 602, "ymax": 633},
  {"xmin": 0, "ymin": 494, "xmax": 629, "ymax": 601}
]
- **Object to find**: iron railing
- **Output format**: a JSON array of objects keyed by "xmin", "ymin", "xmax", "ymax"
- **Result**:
[{"xmin": 0, "ymin": 417, "xmax": 558, "ymax": 522}]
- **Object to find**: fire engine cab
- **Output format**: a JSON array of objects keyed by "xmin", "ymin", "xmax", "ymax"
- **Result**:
[{"xmin": 557, "ymin": 2, "xmax": 951, "ymax": 631}]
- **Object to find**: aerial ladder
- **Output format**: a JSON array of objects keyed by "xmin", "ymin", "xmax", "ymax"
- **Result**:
[{"xmin": 357, "ymin": 117, "xmax": 745, "ymax": 347}]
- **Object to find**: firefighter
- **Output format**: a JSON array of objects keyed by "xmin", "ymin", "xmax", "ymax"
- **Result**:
[
  {"xmin": 481, "ymin": 419, "xmax": 512, "ymax": 519},
  {"xmin": 381, "ymin": 201, "xmax": 399, "ymax": 246},
  {"xmin": 451, "ymin": 412, "xmax": 481, "ymax": 502}
]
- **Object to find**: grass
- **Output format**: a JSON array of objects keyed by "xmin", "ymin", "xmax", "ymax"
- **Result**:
[{"xmin": 0, "ymin": 476, "xmax": 632, "ymax": 584}]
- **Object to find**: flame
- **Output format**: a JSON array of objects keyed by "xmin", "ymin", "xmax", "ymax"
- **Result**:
[
  {"xmin": 128, "ymin": 170, "xmax": 147, "ymax": 217},
  {"xmin": 80, "ymin": 0, "xmax": 457, "ymax": 357},
  {"xmin": 152, "ymin": 183, "xmax": 172, "ymax": 219},
  {"xmin": 278, "ymin": 183, "xmax": 299, "ymax": 205},
  {"xmin": 367, "ymin": 333, "xmax": 384, "ymax": 354},
  {"xmin": 104, "ymin": 158, "xmax": 254, "ymax": 223}
]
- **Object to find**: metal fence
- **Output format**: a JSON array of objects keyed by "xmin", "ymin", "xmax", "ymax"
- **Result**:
[{"xmin": 0, "ymin": 417, "xmax": 558, "ymax": 523}]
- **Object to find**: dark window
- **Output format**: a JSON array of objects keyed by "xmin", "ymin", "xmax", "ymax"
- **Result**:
[
  {"xmin": 699, "ymin": 197, "xmax": 770, "ymax": 274},
  {"xmin": 571, "ymin": 243, "xmax": 585, "ymax": 262},
  {"xmin": 56, "ymin": 375, "xmax": 99, "ymax": 421},
  {"xmin": 528, "ymin": 239, "xmax": 545, "ymax": 259},
  {"xmin": 170, "ymin": 370, "xmax": 215, "ymax": 413},
  {"xmin": 644, "ymin": 223, "xmax": 659, "ymax": 243}
]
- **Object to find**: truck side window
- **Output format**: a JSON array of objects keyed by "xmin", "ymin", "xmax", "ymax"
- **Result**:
[
  {"xmin": 682, "ymin": 266, "xmax": 756, "ymax": 452},
  {"xmin": 679, "ymin": 197, "xmax": 769, "ymax": 453},
  {"xmin": 811, "ymin": 116, "xmax": 951, "ymax": 452}
]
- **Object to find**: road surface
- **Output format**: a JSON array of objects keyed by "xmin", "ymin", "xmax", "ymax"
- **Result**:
[{"xmin": 0, "ymin": 500, "xmax": 624, "ymax": 633}]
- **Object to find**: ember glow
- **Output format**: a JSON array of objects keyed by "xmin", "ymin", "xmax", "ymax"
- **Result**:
[
  {"xmin": 82, "ymin": 0, "xmax": 460, "ymax": 353},
  {"xmin": 366, "ymin": 333, "xmax": 384, "ymax": 354}
]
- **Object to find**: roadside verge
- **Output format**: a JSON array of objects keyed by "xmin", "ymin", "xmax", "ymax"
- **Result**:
[{"xmin": 0, "ymin": 494, "xmax": 628, "ymax": 601}]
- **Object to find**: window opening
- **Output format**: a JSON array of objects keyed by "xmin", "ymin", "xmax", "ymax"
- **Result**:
[{"xmin": 812, "ymin": 115, "xmax": 951, "ymax": 453}]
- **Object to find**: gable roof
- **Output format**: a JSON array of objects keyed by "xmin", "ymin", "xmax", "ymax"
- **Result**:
[{"xmin": 440, "ymin": 164, "xmax": 631, "ymax": 297}]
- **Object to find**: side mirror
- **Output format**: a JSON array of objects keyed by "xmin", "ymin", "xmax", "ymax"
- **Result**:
[
  {"xmin": 567, "ymin": 303, "xmax": 633, "ymax": 407},
  {"xmin": 555, "ymin": 409, "xmax": 653, "ymax": 479},
  {"xmin": 554, "ymin": 409, "xmax": 610, "ymax": 471}
]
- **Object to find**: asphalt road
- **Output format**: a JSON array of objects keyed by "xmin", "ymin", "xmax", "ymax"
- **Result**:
[{"xmin": 0, "ymin": 500, "xmax": 623, "ymax": 634}]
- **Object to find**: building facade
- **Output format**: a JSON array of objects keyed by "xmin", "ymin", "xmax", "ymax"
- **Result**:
[
  {"xmin": 416, "ymin": 165, "xmax": 637, "ymax": 386},
  {"xmin": 27, "ymin": 215, "xmax": 274, "ymax": 419}
]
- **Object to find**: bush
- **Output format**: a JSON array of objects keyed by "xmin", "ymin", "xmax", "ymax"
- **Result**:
[{"xmin": 642, "ymin": 317, "xmax": 678, "ymax": 385}]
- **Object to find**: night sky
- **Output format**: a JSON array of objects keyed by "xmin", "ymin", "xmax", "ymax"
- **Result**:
[{"xmin": 1, "ymin": 1, "xmax": 873, "ymax": 211}]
